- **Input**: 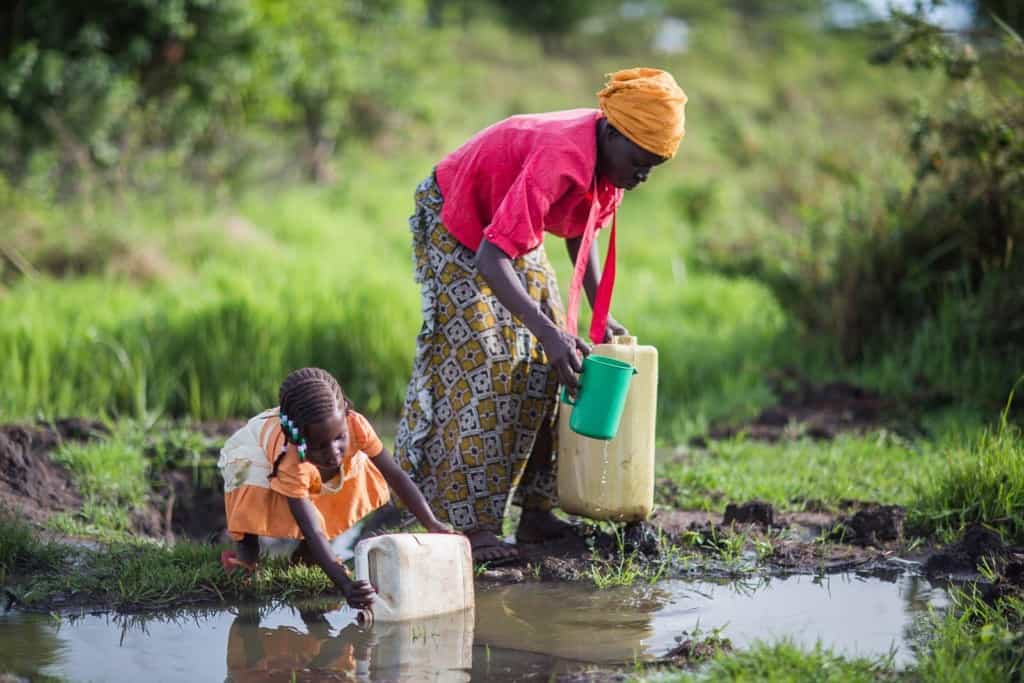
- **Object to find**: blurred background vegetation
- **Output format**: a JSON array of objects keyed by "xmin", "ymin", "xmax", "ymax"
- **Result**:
[{"xmin": 0, "ymin": 0, "xmax": 1020, "ymax": 440}]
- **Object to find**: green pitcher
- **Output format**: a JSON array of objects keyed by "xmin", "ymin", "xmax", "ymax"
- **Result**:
[{"xmin": 560, "ymin": 354, "xmax": 638, "ymax": 440}]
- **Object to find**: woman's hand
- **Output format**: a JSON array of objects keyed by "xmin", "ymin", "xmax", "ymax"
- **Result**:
[
  {"xmin": 539, "ymin": 326, "xmax": 591, "ymax": 395},
  {"xmin": 603, "ymin": 314, "xmax": 628, "ymax": 343},
  {"xmin": 340, "ymin": 577, "xmax": 377, "ymax": 610}
]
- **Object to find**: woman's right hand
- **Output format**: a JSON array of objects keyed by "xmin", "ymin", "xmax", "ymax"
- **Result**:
[
  {"xmin": 341, "ymin": 577, "xmax": 377, "ymax": 611},
  {"xmin": 539, "ymin": 326, "xmax": 591, "ymax": 395}
]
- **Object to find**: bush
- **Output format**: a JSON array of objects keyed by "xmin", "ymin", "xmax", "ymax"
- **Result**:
[{"xmin": 699, "ymin": 7, "xmax": 1023, "ymax": 404}]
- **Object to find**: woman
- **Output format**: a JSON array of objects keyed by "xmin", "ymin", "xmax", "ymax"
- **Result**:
[{"xmin": 395, "ymin": 68, "xmax": 687, "ymax": 562}]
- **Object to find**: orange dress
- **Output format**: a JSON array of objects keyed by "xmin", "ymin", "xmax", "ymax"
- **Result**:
[{"xmin": 218, "ymin": 408, "xmax": 390, "ymax": 541}]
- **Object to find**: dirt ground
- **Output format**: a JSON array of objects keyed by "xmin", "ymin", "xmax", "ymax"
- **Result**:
[
  {"xmin": 0, "ymin": 419, "xmax": 100, "ymax": 523},
  {"xmin": 1, "ymin": 377, "xmax": 1017, "ymax": 595},
  {"xmin": 691, "ymin": 368, "xmax": 947, "ymax": 444}
]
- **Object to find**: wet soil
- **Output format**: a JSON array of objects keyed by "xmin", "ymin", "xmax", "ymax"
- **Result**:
[
  {"xmin": 0, "ymin": 419, "xmax": 103, "ymax": 523},
  {"xmin": 695, "ymin": 371, "xmax": 939, "ymax": 444},
  {"xmin": 924, "ymin": 524, "xmax": 1024, "ymax": 601},
  {"xmin": 3, "ymin": 417, "xmax": 1014, "ymax": 615},
  {"xmin": 0, "ymin": 417, "xmax": 228, "ymax": 542},
  {"xmin": 477, "ymin": 500, "xmax": 917, "ymax": 585}
]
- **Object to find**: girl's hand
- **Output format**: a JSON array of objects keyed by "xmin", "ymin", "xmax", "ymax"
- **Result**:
[
  {"xmin": 341, "ymin": 578, "xmax": 376, "ymax": 610},
  {"xmin": 425, "ymin": 518, "xmax": 456, "ymax": 534}
]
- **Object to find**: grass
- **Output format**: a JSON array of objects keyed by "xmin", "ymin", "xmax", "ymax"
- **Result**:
[
  {"xmin": 658, "ymin": 430, "xmax": 943, "ymax": 512},
  {"xmin": 910, "ymin": 406, "xmax": 1024, "ymax": 544},
  {"xmin": 3, "ymin": 522, "xmax": 340, "ymax": 611},
  {"xmin": 49, "ymin": 432, "xmax": 150, "ymax": 532},
  {"xmin": 0, "ymin": 513, "xmax": 63, "ymax": 584},
  {"xmin": 2, "ymin": 10, "xmax": 1005, "ymax": 442},
  {"xmin": 638, "ymin": 640, "xmax": 891, "ymax": 683},
  {"xmin": 587, "ymin": 525, "xmax": 679, "ymax": 589},
  {"xmin": 633, "ymin": 587, "xmax": 1023, "ymax": 682},
  {"xmin": 912, "ymin": 589, "xmax": 1024, "ymax": 682}
]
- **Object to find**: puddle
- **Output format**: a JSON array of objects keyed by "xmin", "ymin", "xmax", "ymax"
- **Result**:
[{"xmin": 1, "ymin": 570, "xmax": 947, "ymax": 681}]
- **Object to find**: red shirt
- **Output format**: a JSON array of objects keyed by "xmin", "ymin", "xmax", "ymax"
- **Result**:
[{"xmin": 435, "ymin": 109, "xmax": 623, "ymax": 258}]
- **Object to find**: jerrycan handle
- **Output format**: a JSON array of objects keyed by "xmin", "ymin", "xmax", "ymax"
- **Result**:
[{"xmin": 353, "ymin": 540, "xmax": 391, "ymax": 621}]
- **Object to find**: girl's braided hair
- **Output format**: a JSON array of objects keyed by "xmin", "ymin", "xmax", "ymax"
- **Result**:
[{"xmin": 269, "ymin": 367, "xmax": 352, "ymax": 478}]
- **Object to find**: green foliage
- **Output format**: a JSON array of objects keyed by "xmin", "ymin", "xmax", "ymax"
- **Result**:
[
  {"xmin": 913, "ymin": 588, "xmax": 1024, "ymax": 682},
  {"xmin": 658, "ymin": 431, "xmax": 937, "ymax": 511},
  {"xmin": 0, "ymin": 511, "xmax": 63, "ymax": 584},
  {"xmin": 911, "ymin": 395, "xmax": 1024, "ymax": 543},
  {"xmin": 697, "ymin": 7, "xmax": 1023, "ymax": 405},
  {"xmin": 49, "ymin": 430, "xmax": 151, "ymax": 531},
  {"xmin": 250, "ymin": 0, "xmax": 440, "ymax": 182},
  {"xmin": 637, "ymin": 640, "xmax": 890, "ymax": 682},
  {"xmin": 12, "ymin": 539, "xmax": 338, "ymax": 610},
  {"xmin": 491, "ymin": 0, "xmax": 608, "ymax": 51},
  {"xmin": 0, "ymin": 0, "xmax": 257, "ymax": 192}
]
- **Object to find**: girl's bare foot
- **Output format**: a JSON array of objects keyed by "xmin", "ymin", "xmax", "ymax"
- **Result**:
[
  {"xmin": 515, "ymin": 509, "xmax": 574, "ymax": 544},
  {"xmin": 466, "ymin": 530, "xmax": 520, "ymax": 565}
]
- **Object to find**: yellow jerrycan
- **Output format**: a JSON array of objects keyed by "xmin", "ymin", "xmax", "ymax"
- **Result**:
[
  {"xmin": 354, "ymin": 533, "xmax": 474, "ymax": 622},
  {"xmin": 558, "ymin": 335, "xmax": 657, "ymax": 521}
]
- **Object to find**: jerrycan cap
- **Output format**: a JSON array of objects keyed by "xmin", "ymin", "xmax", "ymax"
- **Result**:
[{"xmin": 612, "ymin": 335, "xmax": 637, "ymax": 345}]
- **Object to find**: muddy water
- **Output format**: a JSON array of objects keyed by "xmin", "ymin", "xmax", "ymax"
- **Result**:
[{"xmin": 1, "ymin": 570, "xmax": 946, "ymax": 681}]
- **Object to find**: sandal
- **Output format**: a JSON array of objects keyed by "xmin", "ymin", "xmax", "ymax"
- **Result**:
[{"xmin": 468, "ymin": 532, "xmax": 521, "ymax": 567}]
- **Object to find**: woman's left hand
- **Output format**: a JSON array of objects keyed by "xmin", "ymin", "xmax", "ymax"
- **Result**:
[{"xmin": 603, "ymin": 315, "xmax": 629, "ymax": 342}]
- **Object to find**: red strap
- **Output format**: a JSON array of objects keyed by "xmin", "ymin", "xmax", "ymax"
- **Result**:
[
  {"xmin": 589, "ymin": 213, "xmax": 616, "ymax": 345},
  {"xmin": 566, "ymin": 184, "xmax": 616, "ymax": 345}
]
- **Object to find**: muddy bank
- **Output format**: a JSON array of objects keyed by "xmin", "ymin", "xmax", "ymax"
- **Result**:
[
  {"xmin": 0, "ymin": 418, "xmax": 227, "ymax": 542},
  {"xmin": 0, "ymin": 419, "xmax": 102, "ymax": 523},
  {"xmin": 478, "ymin": 500, "xmax": 920, "ymax": 585},
  {"xmin": 693, "ymin": 371, "xmax": 941, "ymax": 444},
  {"xmin": 3, "ymin": 416, "xmax": 1017, "ymax": 616}
]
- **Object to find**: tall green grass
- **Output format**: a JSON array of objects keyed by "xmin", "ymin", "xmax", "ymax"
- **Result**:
[
  {"xmin": 911, "ymin": 394, "xmax": 1024, "ymax": 543},
  {"xmin": 0, "ymin": 14, "xmax": 1002, "ymax": 437}
]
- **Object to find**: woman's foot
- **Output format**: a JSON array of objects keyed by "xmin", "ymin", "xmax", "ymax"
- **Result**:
[
  {"xmin": 466, "ymin": 530, "xmax": 520, "ymax": 565},
  {"xmin": 516, "ymin": 509, "xmax": 575, "ymax": 544}
]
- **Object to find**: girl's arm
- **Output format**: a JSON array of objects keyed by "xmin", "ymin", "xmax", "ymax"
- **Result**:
[
  {"xmin": 372, "ymin": 448, "xmax": 453, "ymax": 533},
  {"xmin": 286, "ymin": 496, "xmax": 376, "ymax": 609}
]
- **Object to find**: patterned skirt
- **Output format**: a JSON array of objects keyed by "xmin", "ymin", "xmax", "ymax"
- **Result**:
[{"xmin": 394, "ymin": 173, "xmax": 563, "ymax": 533}]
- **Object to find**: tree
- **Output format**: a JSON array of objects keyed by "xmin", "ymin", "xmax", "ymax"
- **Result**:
[
  {"xmin": 0, "ymin": 0, "xmax": 256, "ymax": 193},
  {"xmin": 251, "ymin": 0, "xmax": 429, "ymax": 183}
]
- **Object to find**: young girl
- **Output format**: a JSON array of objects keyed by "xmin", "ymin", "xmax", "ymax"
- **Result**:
[{"xmin": 218, "ymin": 367, "xmax": 452, "ymax": 609}]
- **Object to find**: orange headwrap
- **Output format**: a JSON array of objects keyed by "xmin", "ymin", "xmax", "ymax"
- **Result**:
[{"xmin": 597, "ymin": 68, "xmax": 687, "ymax": 159}]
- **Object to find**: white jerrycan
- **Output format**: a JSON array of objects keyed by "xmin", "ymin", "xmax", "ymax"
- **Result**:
[
  {"xmin": 354, "ymin": 533, "xmax": 474, "ymax": 622},
  {"xmin": 558, "ymin": 335, "xmax": 658, "ymax": 521}
]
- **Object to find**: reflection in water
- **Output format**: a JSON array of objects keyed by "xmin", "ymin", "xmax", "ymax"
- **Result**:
[
  {"xmin": 226, "ymin": 605, "xmax": 371, "ymax": 681},
  {"xmin": 474, "ymin": 582, "xmax": 669, "ymax": 662},
  {"xmin": 0, "ymin": 570, "xmax": 949, "ymax": 681},
  {"xmin": 226, "ymin": 603, "xmax": 473, "ymax": 682}
]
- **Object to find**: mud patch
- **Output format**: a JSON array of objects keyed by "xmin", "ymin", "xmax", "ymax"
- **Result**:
[
  {"xmin": 924, "ymin": 524, "xmax": 1009, "ymax": 577},
  {"xmin": 0, "ymin": 419, "xmax": 104, "ymax": 523},
  {"xmin": 724, "ymin": 500, "xmax": 775, "ymax": 528},
  {"xmin": 698, "ymin": 371, "xmax": 923, "ymax": 443},
  {"xmin": 661, "ymin": 629, "xmax": 734, "ymax": 665},
  {"xmin": 831, "ymin": 504, "xmax": 906, "ymax": 546}
]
